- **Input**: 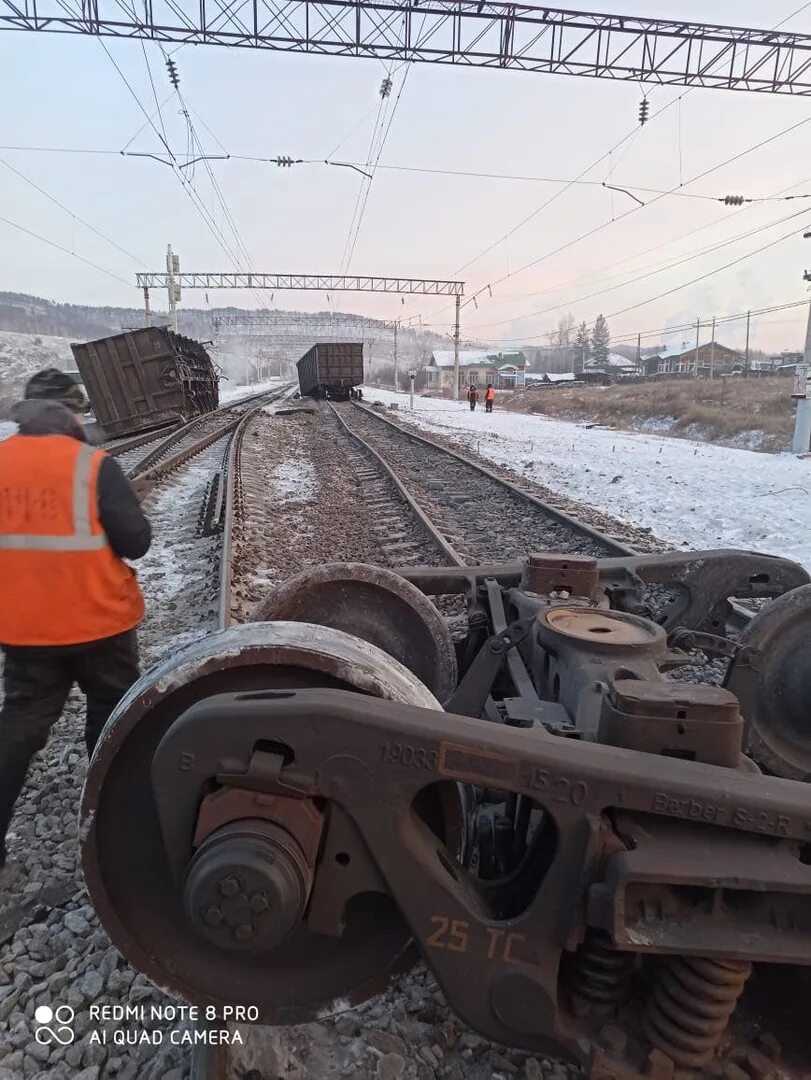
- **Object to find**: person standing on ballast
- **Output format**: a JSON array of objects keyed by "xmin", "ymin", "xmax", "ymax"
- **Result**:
[{"xmin": 0, "ymin": 369, "xmax": 152, "ymax": 884}]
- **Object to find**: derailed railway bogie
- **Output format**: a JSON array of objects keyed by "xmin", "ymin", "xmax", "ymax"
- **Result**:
[{"xmin": 82, "ymin": 549, "xmax": 811, "ymax": 1078}]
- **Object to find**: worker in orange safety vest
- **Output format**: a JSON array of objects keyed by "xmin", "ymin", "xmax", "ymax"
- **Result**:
[
  {"xmin": 485, "ymin": 384, "xmax": 496, "ymax": 413},
  {"xmin": 0, "ymin": 369, "xmax": 152, "ymax": 884}
]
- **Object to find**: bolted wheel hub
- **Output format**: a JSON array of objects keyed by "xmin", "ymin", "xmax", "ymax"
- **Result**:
[{"xmin": 184, "ymin": 820, "xmax": 312, "ymax": 952}]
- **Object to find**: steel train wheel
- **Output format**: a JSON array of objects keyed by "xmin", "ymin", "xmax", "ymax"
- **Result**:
[
  {"xmin": 252, "ymin": 562, "xmax": 458, "ymax": 703},
  {"xmin": 81, "ymin": 622, "xmax": 461, "ymax": 1023},
  {"xmin": 726, "ymin": 584, "xmax": 811, "ymax": 780}
]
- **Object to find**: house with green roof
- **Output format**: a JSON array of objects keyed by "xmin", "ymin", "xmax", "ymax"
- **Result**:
[{"xmin": 425, "ymin": 349, "xmax": 527, "ymax": 394}]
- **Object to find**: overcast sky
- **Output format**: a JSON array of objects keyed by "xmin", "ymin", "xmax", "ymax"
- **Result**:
[{"xmin": 1, "ymin": 0, "xmax": 811, "ymax": 353}]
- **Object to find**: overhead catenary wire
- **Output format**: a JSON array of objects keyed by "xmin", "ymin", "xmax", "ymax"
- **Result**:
[
  {"xmin": 0, "ymin": 156, "xmax": 149, "ymax": 267},
  {"xmin": 97, "ymin": 37, "xmax": 255, "ymax": 280},
  {"xmin": 463, "ymin": 204, "xmax": 811, "ymax": 331},
  {"xmin": 461, "ymin": 170, "xmax": 811, "ymax": 324},
  {"xmin": 472, "ymin": 298, "xmax": 811, "ymax": 348},
  {"xmin": 0, "ymin": 214, "xmax": 133, "ymax": 286},
  {"xmin": 461, "ymin": 113, "xmax": 811, "ymax": 315},
  {"xmin": 342, "ymin": 64, "xmax": 413, "ymax": 273},
  {"xmin": 7, "ymin": 144, "xmax": 811, "ymax": 213}
]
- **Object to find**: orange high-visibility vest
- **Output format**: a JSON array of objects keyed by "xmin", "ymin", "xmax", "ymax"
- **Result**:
[
  {"xmin": 485, "ymin": 387, "xmax": 495, "ymax": 401},
  {"xmin": 0, "ymin": 434, "xmax": 144, "ymax": 645}
]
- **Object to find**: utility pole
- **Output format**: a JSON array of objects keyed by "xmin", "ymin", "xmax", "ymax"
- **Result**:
[
  {"xmin": 635, "ymin": 332, "xmax": 641, "ymax": 374},
  {"xmin": 792, "ymin": 292, "xmax": 811, "ymax": 454},
  {"xmin": 694, "ymin": 318, "xmax": 701, "ymax": 376},
  {"xmin": 166, "ymin": 244, "xmax": 180, "ymax": 333},
  {"xmin": 453, "ymin": 294, "xmax": 461, "ymax": 400},
  {"xmin": 143, "ymin": 287, "xmax": 152, "ymax": 327},
  {"xmin": 393, "ymin": 319, "xmax": 399, "ymax": 391},
  {"xmin": 745, "ymin": 310, "xmax": 751, "ymax": 372},
  {"xmin": 709, "ymin": 317, "xmax": 716, "ymax": 379}
]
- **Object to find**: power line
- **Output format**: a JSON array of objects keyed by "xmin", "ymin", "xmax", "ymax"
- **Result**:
[
  {"xmin": 604, "ymin": 217, "xmax": 809, "ymax": 322},
  {"xmin": 342, "ymin": 65, "xmax": 413, "ymax": 273},
  {"xmin": 466, "ymin": 113, "xmax": 811, "ymax": 311},
  {"xmin": 470, "ymin": 219, "xmax": 809, "ymax": 344},
  {"xmin": 0, "ymin": 214, "xmax": 132, "ymax": 286},
  {"xmin": 473, "ymin": 299, "xmax": 811, "ymax": 348},
  {"xmin": 6, "ymin": 144, "xmax": 811, "ymax": 214},
  {"xmin": 465, "ymin": 205, "xmax": 811, "ymax": 330},
  {"xmin": 0, "ymin": 156, "xmax": 149, "ymax": 267},
  {"xmin": 464, "ymin": 170, "xmax": 811, "ymax": 322},
  {"xmin": 98, "ymin": 38, "xmax": 257, "ymax": 280},
  {"xmin": 415, "ymin": 2, "xmax": 811, "ymax": 328}
]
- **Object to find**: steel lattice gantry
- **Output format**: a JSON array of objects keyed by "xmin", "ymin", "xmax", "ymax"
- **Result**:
[
  {"xmin": 1, "ymin": 2, "xmax": 810, "ymax": 94},
  {"xmin": 212, "ymin": 313, "xmax": 393, "ymax": 330},
  {"xmin": 137, "ymin": 273, "xmax": 464, "ymax": 296}
]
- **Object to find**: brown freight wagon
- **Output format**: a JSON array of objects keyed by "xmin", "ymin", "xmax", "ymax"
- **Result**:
[
  {"xmin": 296, "ymin": 342, "xmax": 364, "ymax": 401},
  {"xmin": 71, "ymin": 327, "xmax": 219, "ymax": 439}
]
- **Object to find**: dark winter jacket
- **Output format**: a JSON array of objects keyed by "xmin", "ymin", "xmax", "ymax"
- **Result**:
[{"xmin": 9, "ymin": 400, "xmax": 152, "ymax": 560}]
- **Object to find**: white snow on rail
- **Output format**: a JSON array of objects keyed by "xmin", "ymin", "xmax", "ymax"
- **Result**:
[{"xmin": 362, "ymin": 388, "xmax": 811, "ymax": 572}]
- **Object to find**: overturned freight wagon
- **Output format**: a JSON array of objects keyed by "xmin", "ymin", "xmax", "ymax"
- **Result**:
[
  {"xmin": 296, "ymin": 342, "xmax": 364, "ymax": 401},
  {"xmin": 71, "ymin": 327, "xmax": 219, "ymax": 439}
]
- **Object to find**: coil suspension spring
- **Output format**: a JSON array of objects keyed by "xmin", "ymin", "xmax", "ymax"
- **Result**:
[
  {"xmin": 642, "ymin": 956, "xmax": 751, "ymax": 1069},
  {"xmin": 572, "ymin": 930, "xmax": 634, "ymax": 1007}
]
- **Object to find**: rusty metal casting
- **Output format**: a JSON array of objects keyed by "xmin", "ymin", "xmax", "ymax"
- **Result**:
[
  {"xmin": 253, "ymin": 563, "xmax": 458, "ymax": 701},
  {"xmin": 726, "ymin": 583, "xmax": 811, "ymax": 780},
  {"xmin": 81, "ymin": 553, "xmax": 811, "ymax": 1078}
]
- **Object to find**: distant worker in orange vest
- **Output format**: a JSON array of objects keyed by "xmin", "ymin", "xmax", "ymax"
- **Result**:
[
  {"xmin": 0, "ymin": 369, "xmax": 151, "ymax": 882},
  {"xmin": 485, "ymin": 384, "xmax": 496, "ymax": 413},
  {"xmin": 467, "ymin": 384, "xmax": 479, "ymax": 411}
]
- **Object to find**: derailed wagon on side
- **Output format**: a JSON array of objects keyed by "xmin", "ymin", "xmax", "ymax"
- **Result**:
[
  {"xmin": 71, "ymin": 327, "xmax": 219, "ymax": 439},
  {"xmin": 296, "ymin": 342, "xmax": 364, "ymax": 401}
]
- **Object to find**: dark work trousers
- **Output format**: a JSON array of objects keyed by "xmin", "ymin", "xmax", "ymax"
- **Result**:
[
  {"xmin": 469, "ymin": 400, "xmax": 476, "ymax": 411},
  {"xmin": 0, "ymin": 629, "xmax": 139, "ymax": 864},
  {"xmin": 485, "ymin": 399, "xmax": 493, "ymax": 413}
]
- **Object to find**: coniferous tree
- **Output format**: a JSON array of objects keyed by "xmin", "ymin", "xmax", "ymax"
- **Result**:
[
  {"xmin": 574, "ymin": 321, "xmax": 591, "ymax": 373},
  {"xmin": 591, "ymin": 314, "xmax": 610, "ymax": 366}
]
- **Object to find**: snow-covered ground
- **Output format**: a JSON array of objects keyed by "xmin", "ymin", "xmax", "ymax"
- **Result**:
[
  {"xmin": 0, "ymin": 330, "xmax": 76, "ymax": 400},
  {"xmin": 363, "ymin": 388, "xmax": 811, "ymax": 572},
  {"xmin": 219, "ymin": 377, "xmax": 287, "ymax": 403}
]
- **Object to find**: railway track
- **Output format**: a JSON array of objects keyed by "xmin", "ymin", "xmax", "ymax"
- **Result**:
[
  {"xmin": 333, "ymin": 400, "xmax": 636, "ymax": 562},
  {"xmin": 105, "ymin": 385, "xmax": 290, "ymax": 482}
]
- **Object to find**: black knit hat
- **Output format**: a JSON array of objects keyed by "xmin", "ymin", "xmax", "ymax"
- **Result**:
[{"xmin": 24, "ymin": 369, "xmax": 87, "ymax": 414}]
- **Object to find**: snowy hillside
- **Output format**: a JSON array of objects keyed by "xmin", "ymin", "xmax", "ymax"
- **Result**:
[{"xmin": 0, "ymin": 330, "xmax": 76, "ymax": 407}]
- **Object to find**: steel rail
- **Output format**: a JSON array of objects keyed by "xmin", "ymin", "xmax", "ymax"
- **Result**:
[
  {"xmin": 217, "ymin": 386, "xmax": 295, "ymax": 629},
  {"xmin": 349, "ymin": 402, "xmax": 638, "ymax": 558},
  {"xmin": 130, "ymin": 387, "xmax": 289, "ymax": 499},
  {"xmin": 128, "ymin": 388, "xmax": 288, "ymax": 480},
  {"xmin": 104, "ymin": 423, "xmax": 181, "ymax": 459},
  {"xmin": 328, "ymin": 402, "xmax": 467, "ymax": 567}
]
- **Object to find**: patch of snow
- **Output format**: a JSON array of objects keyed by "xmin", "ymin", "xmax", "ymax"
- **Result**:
[
  {"xmin": 270, "ymin": 457, "xmax": 318, "ymax": 502},
  {"xmin": 362, "ymin": 387, "xmax": 811, "ymax": 572},
  {"xmin": 219, "ymin": 377, "xmax": 286, "ymax": 403}
]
